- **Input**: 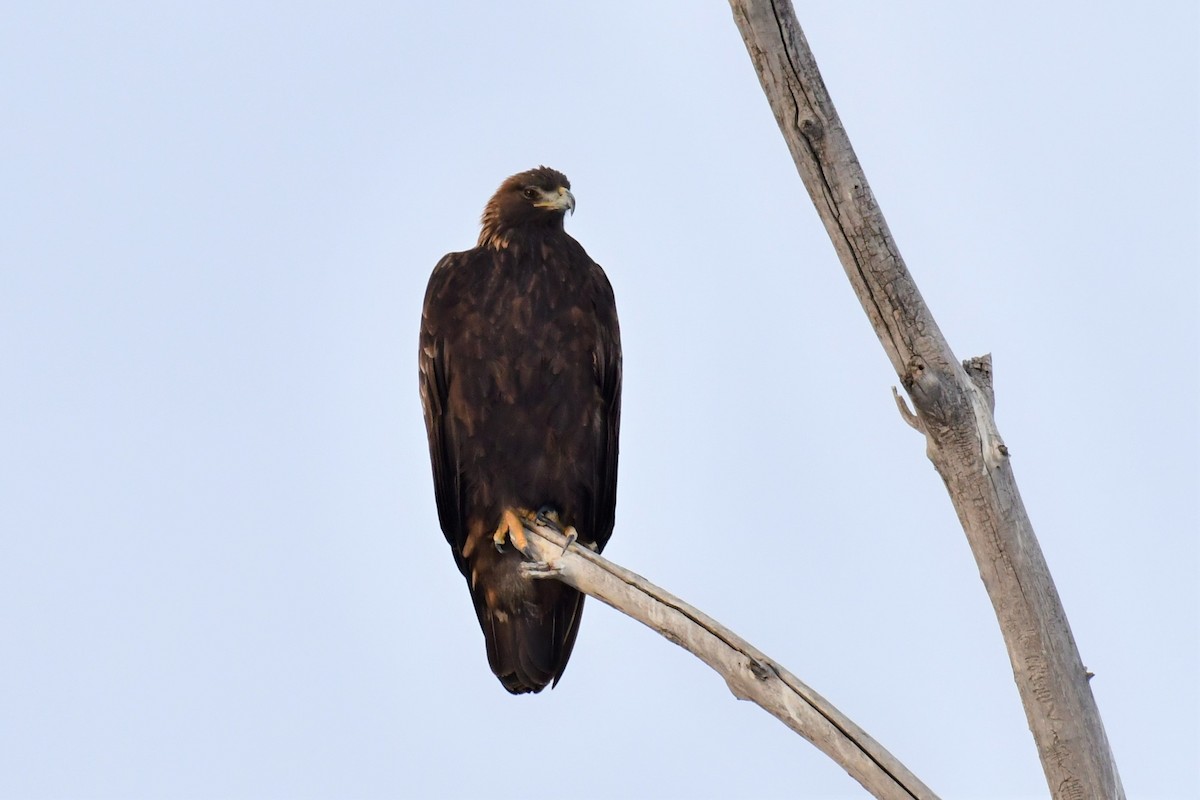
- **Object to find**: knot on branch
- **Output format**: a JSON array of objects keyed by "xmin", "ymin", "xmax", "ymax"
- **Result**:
[
  {"xmin": 901, "ymin": 355, "xmax": 945, "ymax": 414},
  {"xmin": 799, "ymin": 116, "xmax": 824, "ymax": 141},
  {"xmin": 750, "ymin": 658, "xmax": 779, "ymax": 681}
]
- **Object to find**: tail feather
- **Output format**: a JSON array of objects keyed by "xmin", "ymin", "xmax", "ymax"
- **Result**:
[
  {"xmin": 479, "ymin": 584, "xmax": 585, "ymax": 694},
  {"xmin": 458, "ymin": 513, "xmax": 591, "ymax": 694},
  {"xmin": 467, "ymin": 549, "xmax": 586, "ymax": 694}
]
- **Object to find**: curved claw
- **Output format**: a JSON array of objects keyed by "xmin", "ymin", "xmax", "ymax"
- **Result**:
[
  {"xmin": 535, "ymin": 506, "xmax": 563, "ymax": 533},
  {"xmin": 560, "ymin": 526, "xmax": 578, "ymax": 556}
]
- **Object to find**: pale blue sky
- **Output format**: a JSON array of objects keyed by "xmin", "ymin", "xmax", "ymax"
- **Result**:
[{"xmin": 2, "ymin": 2, "xmax": 1196, "ymax": 798}]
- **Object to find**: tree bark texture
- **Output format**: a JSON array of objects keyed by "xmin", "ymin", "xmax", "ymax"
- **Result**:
[
  {"xmin": 727, "ymin": 2, "xmax": 1124, "ymax": 798},
  {"xmin": 517, "ymin": 523, "xmax": 940, "ymax": 800}
]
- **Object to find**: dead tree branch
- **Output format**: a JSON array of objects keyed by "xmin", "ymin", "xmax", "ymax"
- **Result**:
[
  {"xmin": 517, "ymin": 523, "xmax": 940, "ymax": 800},
  {"xmin": 727, "ymin": 2, "xmax": 1124, "ymax": 798}
]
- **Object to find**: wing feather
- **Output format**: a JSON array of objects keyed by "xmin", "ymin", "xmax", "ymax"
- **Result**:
[
  {"xmin": 587, "ymin": 263, "xmax": 622, "ymax": 552},
  {"xmin": 419, "ymin": 252, "xmax": 468, "ymax": 558}
]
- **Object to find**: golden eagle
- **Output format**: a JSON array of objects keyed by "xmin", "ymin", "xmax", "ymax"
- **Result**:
[{"xmin": 419, "ymin": 167, "xmax": 622, "ymax": 694}]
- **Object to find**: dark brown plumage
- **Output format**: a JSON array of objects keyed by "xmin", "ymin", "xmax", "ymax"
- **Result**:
[{"xmin": 419, "ymin": 167, "xmax": 621, "ymax": 694}]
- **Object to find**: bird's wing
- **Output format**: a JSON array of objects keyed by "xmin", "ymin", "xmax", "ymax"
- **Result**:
[
  {"xmin": 588, "ymin": 263, "xmax": 622, "ymax": 552},
  {"xmin": 419, "ymin": 251, "xmax": 467, "ymax": 557}
]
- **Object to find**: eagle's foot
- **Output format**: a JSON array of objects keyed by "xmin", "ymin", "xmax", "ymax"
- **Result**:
[
  {"xmin": 520, "ymin": 560, "xmax": 562, "ymax": 580},
  {"xmin": 560, "ymin": 526, "xmax": 579, "ymax": 556},
  {"xmin": 534, "ymin": 507, "xmax": 580, "ymax": 555},
  {"xmin": 535, "ymin": 506, "xmax": 563, "ymax": 532},
  {"xmin": 492, "ymin": 507, "xmax": 533, "ymax": 553}
]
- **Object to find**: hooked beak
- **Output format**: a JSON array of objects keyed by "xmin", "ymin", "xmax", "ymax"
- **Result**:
[{"xmin": 535, "ymin": 186, "xmax": 576, "ymax": 215}]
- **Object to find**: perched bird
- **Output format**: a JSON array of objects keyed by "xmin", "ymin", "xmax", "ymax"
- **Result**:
[{"xmin": 419, "ymin": 167, "xmax": 622, "ymax": 694}]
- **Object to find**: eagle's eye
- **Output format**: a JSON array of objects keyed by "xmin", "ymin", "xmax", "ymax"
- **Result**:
[{"xmin": 522, "ymin": 187, "xmax": 540, "ymax": 200}]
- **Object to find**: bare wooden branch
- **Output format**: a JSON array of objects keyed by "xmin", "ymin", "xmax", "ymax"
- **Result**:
[
  {"xmin": 727, "ymin": 2, "xmax": 1124, "ymax": 798},
  {"xmin": 516, "ymin": 523, "xmax": 940, "ymax": 800}
]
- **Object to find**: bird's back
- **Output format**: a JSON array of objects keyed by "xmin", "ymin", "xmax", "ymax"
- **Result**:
[{"xmin": 420, "ymin": 233, "xmax": 621, "ymax": 693}]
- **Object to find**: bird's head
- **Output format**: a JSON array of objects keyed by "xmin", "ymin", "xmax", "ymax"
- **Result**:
[{"xmin": 478, "ymin": 166, "xmax": 575, "ymax": 249}]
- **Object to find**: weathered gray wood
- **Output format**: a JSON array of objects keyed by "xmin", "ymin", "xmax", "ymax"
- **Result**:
[
  {"xmin": 517, "ymin": 523, "xmax": 940, "ymax": 800},
  {"xmin": 727, "ymin": 2, "xmax": 1124, "ymax": 798}
]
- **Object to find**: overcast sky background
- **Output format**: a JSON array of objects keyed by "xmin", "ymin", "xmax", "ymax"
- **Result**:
[{"xmin": 2, "ymin": 2, "xmax": 1196, "ymax": 798}]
